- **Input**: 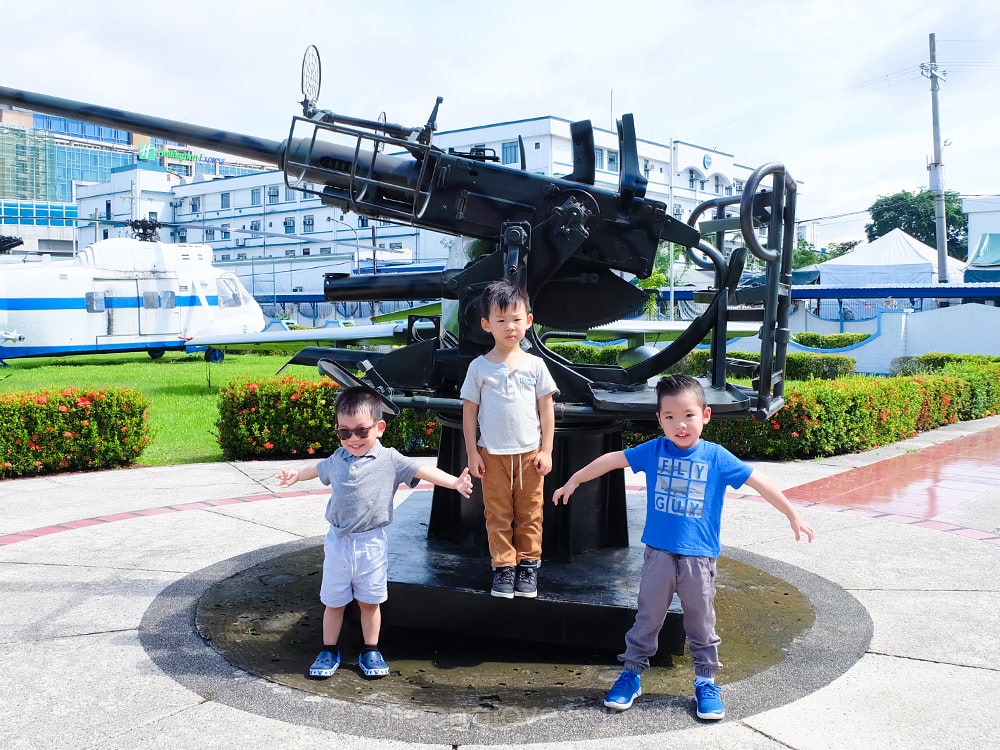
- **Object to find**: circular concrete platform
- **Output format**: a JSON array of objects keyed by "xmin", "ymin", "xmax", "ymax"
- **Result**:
[{"xmin": 139, "ymin": 539, "xmax": 871, "ymax": 745}]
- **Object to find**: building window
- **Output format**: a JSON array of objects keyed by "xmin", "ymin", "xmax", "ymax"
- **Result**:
[
  {"xmin": 594, "ymin": 148, "xmax": 604, "ymax": 170},
  {"xmin": 378, "ymin": 218, "xmax": 391, "ymax": 226},
  {"xmin": 251, "ymin": 188, "xmax": 262, "ymax": 206},
  {"xmin": 204, "ymin": 229, "xmax": 215, "ymax": 241},
  {"xmin": 105, "ymin": 200, "xmax": 111, "ymax": 220},
  {"xmin": 303, "ymin": 215, "xmax": 314, "ymax": 233},
  {"xmin": 237, "ymin": 252, "xmax": 247, "ymax": 260},
  {"xmin": 250, "ymin": 219, "xmax": 261, "ymax": 232},
  {"xmin": 219, "ymin": 254, "xmax": 231, "ymax": 261},
  {"xmin": 358, "ymin": 216, "xmax": 369, "ymax": 228},
  {"xmin": 285, "ymin": 186, "xmax": 296, "ymax": 201},
  {"xmin": 735, "ymin": 181, "xmax": 744, "ymax": 194},
  {"xmin": 689, "ymin": 170, "xmax": 696, "ymax": 188},
  {"xmin": 148, "ymin": 211, "xmax": 158, "ymax": 223},
  {"xmin": 176, "ymin": 229, "xmax": 186, "ymax": 242},
  {"xmin": 501, "ymin": 141, "xmax": 518, "ymax": 165},
  {"xmin": 715, "ymin": 176, "xmax": 723, "ymax": 195},
  {"xmin": 607, "ymin": 151, "xmax": 619, "ymax": 173},
  {"xmin": 221, "ymin": 224, "xmax": 230, "ymax": 240},
  {"xmin": 267, "ymin": 186, "xmax": 280, "ymax": 204},
  {"xmin": 534, "ymin": 142, "xmax": 540, "ymax": 150},
  {"xmin": 190, "ymin": 197, "xmax": 200, "ymax": 212},
  {"xmin": 284, "ymin": 216, "xmax": 295, "ymax": 233},
  {"xmin": 319, "ymin": 247, "xmax": 332, "ymax": 255},
  {"xmin": 221, "ymin": 192, "xmax": 230, "ymax": 209},
  {"xmin": 285, "ymin": 248, "xmax": 297, "ymax": 257}
]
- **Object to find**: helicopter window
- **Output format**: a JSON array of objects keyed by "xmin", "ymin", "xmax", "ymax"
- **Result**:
[
  {"xmin": 160, "ymin": 291, "xmax": 176, "ymax": 308},
  {"xmin": 217, "ymin": 278, "xmax": 242, "ymax": 308},
  {"xmin": 86, "ymin": 292, "xmax": 106, "ymax": 313}
]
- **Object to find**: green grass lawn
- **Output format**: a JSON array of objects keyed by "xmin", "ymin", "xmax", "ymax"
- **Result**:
[{"xmin": 0, "ymin": 351, "xmax": 324, "ymax": 466}]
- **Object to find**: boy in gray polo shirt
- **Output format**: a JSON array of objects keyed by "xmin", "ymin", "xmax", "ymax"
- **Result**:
[{"xmin": 276, "ymin": 387, "xmax": 473, "ymax": 679}]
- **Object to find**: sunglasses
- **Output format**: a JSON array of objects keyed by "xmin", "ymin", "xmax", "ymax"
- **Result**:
[{"xmin": 336, "ymin": 423, "xmax": 378, "ymax": 441}]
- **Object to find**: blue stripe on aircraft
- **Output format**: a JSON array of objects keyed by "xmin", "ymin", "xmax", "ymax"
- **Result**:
[{"xmin": 0, "ymin": 295, "xmax": 219, "ymax": 311}]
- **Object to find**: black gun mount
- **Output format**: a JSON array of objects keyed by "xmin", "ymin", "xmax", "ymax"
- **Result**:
[{"xmin": 0, "ymin": 51, "xmax": 796, "ymax": 561}]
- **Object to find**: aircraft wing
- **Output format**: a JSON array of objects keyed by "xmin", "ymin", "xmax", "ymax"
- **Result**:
[
  {"xmin": 544, "ymin": 318, "xmax": 760, "ymax": 347},
  {"xmin": 183, "ymin": 321, "xmax": 416, "ymax": 352}
]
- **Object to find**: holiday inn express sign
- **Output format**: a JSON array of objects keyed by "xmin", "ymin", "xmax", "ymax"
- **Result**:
[{"xmin": 137, "ymin": 143, "xmax": 197, "ymax": 161}]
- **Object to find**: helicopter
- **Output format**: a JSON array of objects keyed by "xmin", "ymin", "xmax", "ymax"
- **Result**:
[{"xmin": 0, "ymin": 217, "xmax": 427, "ymax": 364}]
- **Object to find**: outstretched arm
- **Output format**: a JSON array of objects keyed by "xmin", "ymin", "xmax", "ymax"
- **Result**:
[
  {"xmin": 551, "ymin": 451, "xmax": 629, "ymax": 504},
  {"xmin": 743, "ymin": 470, "xmax": 815, "ymax": 542},
  {"xmin": 275, "ymin": 462, "xmax": 319, "ymax": 487},
  {"xmin": 415, "ymin": 465, "xmax": 474, "ymax": 498}
]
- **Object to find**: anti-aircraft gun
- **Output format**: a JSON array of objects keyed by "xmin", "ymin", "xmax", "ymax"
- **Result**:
[{"xmin": 0, "ymin": 47, "xmax": 797, "ymax": 563}]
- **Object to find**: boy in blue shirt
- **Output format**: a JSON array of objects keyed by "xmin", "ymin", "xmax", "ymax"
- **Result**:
[
  {"xmin": 552, "ymin": 374, "xmax": 814, "ymax": 720},
  {"xmin": 277, "ymin": 386, "xmax": 473, "ymax": 680}
]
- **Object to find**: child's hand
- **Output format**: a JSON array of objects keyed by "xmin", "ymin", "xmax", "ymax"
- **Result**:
[
  {"xmin": 534, "ymin": 449, "xmax": 552, "ymax": 476},
  {"xmin": 454, "ymin": 467, "xmax": 474, "ymax": 498},
  {"xmin": 274, "ymin": 468, "xmax": 299, "ymax": 487},
  {"xmin": 468, "ymin": 451, "xmax": 487, "ymax": 479},
  {"xmin": 790, "ymin": 516, "xmax": 815, "ymax": 543},
  {"xmin": 552, "ymin": 482, "xmax": 576, "ymax": 505}
]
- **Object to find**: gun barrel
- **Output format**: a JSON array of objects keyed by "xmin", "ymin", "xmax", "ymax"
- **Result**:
[
  {"xmin": 0, "ymin": 86, "xmax": 283, "ymax": 165},
  {"xmin": 324, "ymin": 271, "xmax": 452, "ymax": 303}
]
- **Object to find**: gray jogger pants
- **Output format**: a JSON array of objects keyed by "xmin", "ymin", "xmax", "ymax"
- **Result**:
[{"xmin": 620, "ymin": 546, "xmax": 721, "ymax": 680}]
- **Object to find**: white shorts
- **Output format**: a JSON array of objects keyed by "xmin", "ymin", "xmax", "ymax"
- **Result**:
[{"xmin": 319, "ymin": 526, "xmax": 389, "ymax": 607}]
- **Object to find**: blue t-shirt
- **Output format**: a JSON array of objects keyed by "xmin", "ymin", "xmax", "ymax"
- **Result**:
[{"xmin": 624, "ymin": 437, "xmax": 753, "ymax": 557}]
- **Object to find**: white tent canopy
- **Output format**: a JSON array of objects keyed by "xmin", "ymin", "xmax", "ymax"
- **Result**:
[{"xmin": 818, "ymin": 228, "xmax": 963, "ymax": 285}]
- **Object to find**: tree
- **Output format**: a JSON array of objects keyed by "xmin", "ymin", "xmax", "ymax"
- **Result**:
[{"xmin": 865, "ymin": 189, "xmax": 967, "ymax": 260}]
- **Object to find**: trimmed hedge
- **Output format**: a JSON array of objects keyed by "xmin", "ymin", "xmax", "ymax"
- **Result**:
[
  {"xmin": 0, "ymin": 387, "xmax": 151, "ymax": 479},
  {"xmin": 217, "ymin": 377, "xmax": 441, "ymax": 460},
  {"xmin": 793, "ymin": 332, "xmax": 871, "ymax": 349}
]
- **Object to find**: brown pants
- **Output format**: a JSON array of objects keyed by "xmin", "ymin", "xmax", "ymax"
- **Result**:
[{"xmin": 479, "ymin": 448, "xmax": 543, "ymax": 568}]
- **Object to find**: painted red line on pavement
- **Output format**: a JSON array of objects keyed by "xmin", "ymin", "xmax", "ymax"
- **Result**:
[
  {"xmin": 60, "ymin": 519, "xmax": 106, "ymax": 529},
  {"xmin": 0, "ymin": 534, "xmax": 37, "ymax": 545},
  {"xmin": 134, "ymin": 507, "xmax": 179, "ymax": 517}
]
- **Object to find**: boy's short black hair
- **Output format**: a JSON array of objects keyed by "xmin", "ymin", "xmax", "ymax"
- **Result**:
[
  {"xmin": 480, "ymin": 279, "xmax": 532, "ymax": 319},
  {"xmin": 655, "ymin": 374, "xmax": 707, "ymax": 411},
  {"xmin": 334, "ymin": 386, "xmax": 383, "ymax": 423}
]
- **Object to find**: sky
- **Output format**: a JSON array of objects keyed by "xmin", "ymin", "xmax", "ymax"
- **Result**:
[{"xmin": 5, "ymin": 0, "xmax": 1000, "ymax": 248}]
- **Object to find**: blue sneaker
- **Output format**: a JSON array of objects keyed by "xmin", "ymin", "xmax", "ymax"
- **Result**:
[
  {"xmin": 694, "ymin": 679, "xmax": 725, "ymax": 720},
  {"xmin": 359, "ymin": 649, "xmax": 390, "ymax": 678},
  {"xmin": 308, "ymin": 649, "xmax": 339, "ymax": 678},
  {"xmin": 603, "ymin": 670, "xmax": 641, "ymax": 710}
]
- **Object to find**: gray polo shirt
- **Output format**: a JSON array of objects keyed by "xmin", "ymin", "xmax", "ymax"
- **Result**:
[
  {"xmin": 460, "ymin": 352, "xmax": 559, "ymax": 454},
  {"xmin": 316, "ymin": 441, "xmax": 422, "ymax": 537}
]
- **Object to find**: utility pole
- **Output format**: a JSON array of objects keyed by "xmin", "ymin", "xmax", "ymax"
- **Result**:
[{"xmin": 921, "ymin": 33, "xmax": 949, "ymax": 283}]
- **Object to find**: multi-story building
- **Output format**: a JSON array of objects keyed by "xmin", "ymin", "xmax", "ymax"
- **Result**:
[{"xmin": 0, "ymin": 104, "xmax": 266, "ymax": 254}]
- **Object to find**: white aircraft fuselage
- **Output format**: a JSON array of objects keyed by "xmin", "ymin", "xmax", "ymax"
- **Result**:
[{"xmin": 0, "ymin": 238, "xmax": 266, "ymax": 360}]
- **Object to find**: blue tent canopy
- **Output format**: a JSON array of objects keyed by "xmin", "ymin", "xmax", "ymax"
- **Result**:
[{"xmin": 965, "ymin": 234, "xmax": 1000, "ymax": 283}]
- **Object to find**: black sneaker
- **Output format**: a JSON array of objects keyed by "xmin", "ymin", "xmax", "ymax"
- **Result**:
[
  {"xmin": 491, "ymin": 566, "xmax": 516, "ymax": 598},
  {"xmin": 514, "ymin": 560, "xmax": 538, "ymax": 598}
]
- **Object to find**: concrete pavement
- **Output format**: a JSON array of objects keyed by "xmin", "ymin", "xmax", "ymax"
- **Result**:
[{"xmin": 2, "ymin": 416, "xmax": 999, "ymax": 749}]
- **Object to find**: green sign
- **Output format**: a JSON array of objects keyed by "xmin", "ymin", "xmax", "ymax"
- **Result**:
[{"xmin": 137, "ymin": 143, "xmax": 197, "ymax": 162}]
